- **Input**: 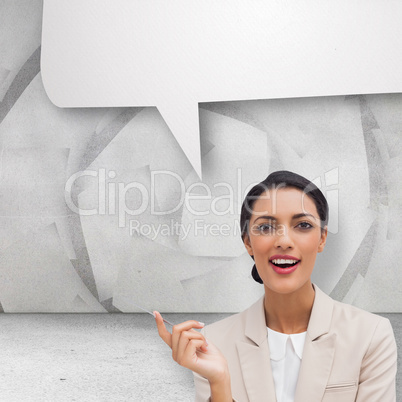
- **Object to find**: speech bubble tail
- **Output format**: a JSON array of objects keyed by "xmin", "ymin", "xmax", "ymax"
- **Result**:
[{"xmin": 157, "ymin": 102, "xmax": 202, "ymax": 180}]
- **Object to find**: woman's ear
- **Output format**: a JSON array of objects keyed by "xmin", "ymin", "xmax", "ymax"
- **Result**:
[
  {"xmin": 243, "ymin": 233, "xmax": 253, "ymax": 256},
  {"xmin": 318, "ymin": 226, "xmax": 328, "ymax": 253}
]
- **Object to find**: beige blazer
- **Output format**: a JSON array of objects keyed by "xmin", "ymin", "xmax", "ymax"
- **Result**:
[{"xmin": 194, "ymin": 284, "xmax": 397, "ymax": 402}]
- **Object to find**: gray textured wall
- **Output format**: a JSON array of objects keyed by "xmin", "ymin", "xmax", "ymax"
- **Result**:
[{"xmin": 0, "ymin": 1, "xmax": 401, "ymax": 313}]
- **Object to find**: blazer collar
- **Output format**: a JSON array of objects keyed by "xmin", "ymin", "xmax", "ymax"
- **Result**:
[
  {"xmin": 243, "ymin": 282, "xmax": 334, "ymax": 345},
  {"xmin": 307, "ymin": 283, "xmax": 334, "ymax": 340},
  {"xmin": 243, "ymin": 291, "xmax": 268, "ymax": 347},
  {"xmin": 237, "ymin": 283, "xmax": 336, "ymax": 402}
]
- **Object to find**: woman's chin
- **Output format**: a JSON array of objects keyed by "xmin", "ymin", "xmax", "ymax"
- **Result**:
[{"xmin": 263, "ymin": 278, "xmax": 311, "ymax": 295}]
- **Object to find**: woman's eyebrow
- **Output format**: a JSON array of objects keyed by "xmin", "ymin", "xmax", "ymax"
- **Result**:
[
  {"xmin": 254, "ymin": 213, "xmax": 317, "ymax": 223},
  {"xmin": 292, "ymin": 212, "xmax": 317, "ymax": 221},
  {"xmin": 253, "ymin": 215, "xmax": 276, "ymax": 223}
]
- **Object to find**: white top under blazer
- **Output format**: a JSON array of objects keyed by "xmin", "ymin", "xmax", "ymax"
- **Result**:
[{"xmin": 267, "ymin": 327, "xmax": 307, "ymax": 402}]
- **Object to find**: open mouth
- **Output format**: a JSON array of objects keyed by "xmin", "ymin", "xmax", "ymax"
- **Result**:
[{"xmin": 270, "ymin": 259, "xmax": 300, "ymax": 269}]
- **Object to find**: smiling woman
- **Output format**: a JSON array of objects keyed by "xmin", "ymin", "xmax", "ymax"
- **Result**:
[
  {"xmin": 154, "ymin": 170, "xmax": 397, "ymax": 402},
  {"xmin": 243, "ymin": 185, "xmax": 327, "ymax": 298}
]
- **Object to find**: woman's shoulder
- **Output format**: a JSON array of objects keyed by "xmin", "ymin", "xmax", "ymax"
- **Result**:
[
  {"xmin": 202, "ymin": 307, "xmax": 249, "ymax": 338},
  {"xmin": 202, "ymin": 295, "xmax": 264, "ymax": 345},
  {"xmin": 321, "ymin": 288, "xmax": 395, "ymax": 343},
  {"xmin": 331, "ymin": 295, "xmax": 389, "ymax": 328},
  {"xmin": 314, "ymin": 283, "xmax": 388, "ymax": 327}
]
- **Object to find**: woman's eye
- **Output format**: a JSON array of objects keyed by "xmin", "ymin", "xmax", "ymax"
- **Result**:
[
  {"xmin": 297, "ymin": 221, "xmax": 313, "ymax": 229},
  {"xmin": 257, "ymin": 224, "xmax": 274, "ymax": 234}
]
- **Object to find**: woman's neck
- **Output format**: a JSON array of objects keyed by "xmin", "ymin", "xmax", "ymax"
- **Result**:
[{"xmin": 263, "ymin": 281, "xmax": 315, "ymax": 334}]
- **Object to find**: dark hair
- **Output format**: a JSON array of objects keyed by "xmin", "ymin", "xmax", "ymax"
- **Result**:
[{"xmin": 240, "ymin": 170, "xmax": 329, "ymax": 284}]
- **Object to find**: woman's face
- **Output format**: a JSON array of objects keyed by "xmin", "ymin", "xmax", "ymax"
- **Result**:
[{"xmin": 243, "ymin": 187, "xmax": 327, "ymax": 295}]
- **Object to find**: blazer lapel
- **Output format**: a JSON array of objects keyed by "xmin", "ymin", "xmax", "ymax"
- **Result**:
[
  {"xmin": 236, "ymin": 296, "xmax": 277, "ymax": 402},
  {"xmin": 235, "ymin": 284, "xmax": 336, "ymax": 402},
  {"xmin": 294, "ymin": 284, "xmax": 336, "ymax": 402}
]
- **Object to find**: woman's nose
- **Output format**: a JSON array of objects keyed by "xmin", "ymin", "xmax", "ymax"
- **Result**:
[{"xmin": 274, "ymin": 225, "xmax": 294, "ymax": 249}]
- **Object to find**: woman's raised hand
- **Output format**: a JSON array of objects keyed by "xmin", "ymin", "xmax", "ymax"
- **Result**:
[{"xmin": 154, "ymin": 311, "xmax": 230, "ymax": 385}]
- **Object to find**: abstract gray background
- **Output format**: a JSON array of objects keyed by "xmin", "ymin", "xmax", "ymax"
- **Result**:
[{"xmin": 1, "ymin": 1, "xmax": 401, "ymax": 314}]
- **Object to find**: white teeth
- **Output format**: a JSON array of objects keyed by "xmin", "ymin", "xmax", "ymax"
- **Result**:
[{"xmin": 271, "ymin": 259, "xmax": 299, "ymax": 264}]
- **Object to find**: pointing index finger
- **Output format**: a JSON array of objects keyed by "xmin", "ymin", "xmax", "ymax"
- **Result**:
[
  {"xmin": 154, "ymin": 312, "xmax": 206, "ymax": 349},
  {"xmin": 154, "ymin": 311, "xmax": 173, "ymax": 347}
]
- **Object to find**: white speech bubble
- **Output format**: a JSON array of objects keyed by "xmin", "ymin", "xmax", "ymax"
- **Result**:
[{"xmin": 41, "ymin": 0, "xmax": 402, "ymax": 178}]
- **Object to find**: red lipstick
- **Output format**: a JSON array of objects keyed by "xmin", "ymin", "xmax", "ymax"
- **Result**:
[
  {"xmin": 270, "ymin": 254, "xmax": 300, "ymax": 261},
  {"xmin": 269, "ymin": 254, "xmax": 301, "ymax": 275}
]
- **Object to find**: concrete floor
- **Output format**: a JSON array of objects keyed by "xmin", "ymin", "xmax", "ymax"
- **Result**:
[{"xmin": 0, "ymin": 313, "xmax": 400, "ymax": 401}]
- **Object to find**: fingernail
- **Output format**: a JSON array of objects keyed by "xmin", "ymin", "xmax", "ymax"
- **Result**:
[
  {"xmin": 198, "ymin": 321, "xmax": 205, "ymax": 326},
  {"xmin": 205, "ymin": 338, "xmax": 209, "ymax": 345}
]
